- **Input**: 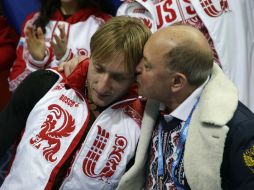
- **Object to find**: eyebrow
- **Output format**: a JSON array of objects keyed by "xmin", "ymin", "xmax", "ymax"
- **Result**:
[
  {"xmin": 97, "ymin": 63, "xmax": 132, "ymax": 78},
  {"xmin": 111, "ymin": 71, "xmax": 133, "ymax": 79}
]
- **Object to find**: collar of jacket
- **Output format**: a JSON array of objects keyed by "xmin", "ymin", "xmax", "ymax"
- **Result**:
[{"xmin": 184, "ymin": 63, "xmax": 238, "ymax": 190}]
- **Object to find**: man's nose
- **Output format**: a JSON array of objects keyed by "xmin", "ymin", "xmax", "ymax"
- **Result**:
[{"xmin": 97, "ymin": 74, "xmax": 111, "ymax": 93}]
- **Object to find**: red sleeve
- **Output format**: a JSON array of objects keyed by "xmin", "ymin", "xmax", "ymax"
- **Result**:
[{"xmin": 64, "ymin": 58, "xmax": 89, "ymax": 97}]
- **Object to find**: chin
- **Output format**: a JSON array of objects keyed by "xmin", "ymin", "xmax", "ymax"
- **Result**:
[
  {"xmin": 92, "ymin": 98, "xmax": 109, "ymax": 108},
  {"xmin": 93, "ymin": 100, "xmax": 105, "ymax": 107}
]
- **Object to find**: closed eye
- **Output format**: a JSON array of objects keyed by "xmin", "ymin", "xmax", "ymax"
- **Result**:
[
  {"xmin": 112, "ymin": 74, "xmax": 127, "ymax": 81},
  {"xmin": 143, "ymin": 57, "xmax": 151, "ymax": 71},
  {"xmin": 144, "ymin": 62, "xmax": 151, "ymax": 71},
  {"xmin": 95, "ymin": 65, "xmax": 104, "ymax": 73}
]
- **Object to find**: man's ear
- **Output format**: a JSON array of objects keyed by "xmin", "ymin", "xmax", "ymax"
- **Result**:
[{"xmin": 170, "ymin": 72, "xmax": 187, "ymax": 92}]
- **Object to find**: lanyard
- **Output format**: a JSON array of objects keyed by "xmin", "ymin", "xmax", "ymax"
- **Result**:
[{"xmin": 157, "ymin": 98, "xmax": 200, "ymax": 190}]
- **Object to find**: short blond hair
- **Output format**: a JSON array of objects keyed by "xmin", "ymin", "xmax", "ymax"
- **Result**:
[{"xmin": 90, "ymin": 16, "xmax": 151, "ymax": 73}]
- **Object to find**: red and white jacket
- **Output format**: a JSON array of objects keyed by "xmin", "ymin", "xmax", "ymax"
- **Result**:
[
  {"xmin": 8, "ymin": 8, "xmax": 111, "ymax": 92},
  {"xmin": 1, "ymin": 60, "xmax": 145, "ymax": 190}
]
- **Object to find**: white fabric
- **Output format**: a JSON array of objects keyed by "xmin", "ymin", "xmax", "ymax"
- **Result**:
[
  {"xmin": 1, "ymin": 75, "xmax": 141, "ymax": 190},
  {"xmin": 191, "ymin": 0, "xmax": 254, "ymax": 112},
  {"xmin": 116, "ymin": 99, "xmax": 160, "ymax": 190},
  {"xmin": 1, "ymin": 76, "xmax": 88, "ymax": 190},
  {"xmin": 242, "ymin": 0, "xmax": 254, "ymax": 111},
  {"xmin": 117, "ymin": 0, "xmax": 157, "ymax": 32},
  {"xmin": 61, "ymin": 102, "xmax": 140, "ymax": 190}
]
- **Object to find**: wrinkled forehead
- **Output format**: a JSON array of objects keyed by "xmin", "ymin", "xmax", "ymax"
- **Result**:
[{"xmin": 144, "ymin": 36, "xmax": 173, "ymax": 64}]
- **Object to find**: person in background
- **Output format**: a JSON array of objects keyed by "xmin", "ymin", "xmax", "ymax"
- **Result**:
[
  {"xmin": 8, "ymin": 0, "xmax": 111, "ymax": 92},
  {"xmin": 0, "ymin": 16, "xmax": 152, "ymax": 190},
  {"xmin": 116, "ymin": 0, "xmax": 254, "ymax": 112},
  {"xmin": 133, "ymin": 24, "xmax": 254, "ymax": 189}
]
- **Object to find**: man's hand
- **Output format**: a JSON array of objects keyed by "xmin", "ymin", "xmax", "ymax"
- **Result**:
[
  {"xmin": 58, "ymin": 55, "xmax": 88, "ymax": 76},
  {"xmin": 51, "ymin": 24, "xmax": 67, "ymax": 60},
  {"xmin": 25, "ymin": 25, "xmax": 46, "ymax": 61}
]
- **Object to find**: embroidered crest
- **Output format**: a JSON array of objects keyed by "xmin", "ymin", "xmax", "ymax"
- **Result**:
[
  {"xmin": 83, "ymin": 125, "xmax": 128, "ymax": 182},
  {"xmin": 243, "ymin": 145, "xmax": 254, "ymax": 173},
  {"xmin": 30, "ymin": 104, "xmax": 75, "ymax": 162}
]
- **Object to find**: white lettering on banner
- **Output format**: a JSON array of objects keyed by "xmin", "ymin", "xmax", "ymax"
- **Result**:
[{"xmin": 199, "ymin": 0, "xmax": 229, "ymax": 17}]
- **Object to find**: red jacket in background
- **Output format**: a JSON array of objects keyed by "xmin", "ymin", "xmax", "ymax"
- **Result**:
[{"xmin": 0, "ymin": 16, "xmax": 19, "ymax": 70}]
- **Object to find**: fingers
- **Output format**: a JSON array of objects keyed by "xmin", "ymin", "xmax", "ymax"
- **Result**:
[
  {"xmin": 58, "ymin": 61, "xmax": 71, "ymax": 76},
  {"xmin": 51, "ymin": 24, "xmax": 68, "ymax": 60},
  {"xmin": 57, "ymin": 62, "xmax": 71, "ymax": 75},
  {"xmin": 37, "ymin": 27, "xmax": 44, "ymax": 40},
  {"xmin": 58, "ymin": 24, "xmax": 66, "ymax": 41},
  {"xmin": 53, "ymin": 33, "xmax": 62, "ymax": 46},
  {"xmin": 31, "ymin": 27, "xmax": 36, "ymax": 39},
  {"xmin": 25, "ymin": 26, "xmax": 32, "ymax": 49},
  {"xmin": 78, "ymin": 55, "xmax": 88, "ymax": 62},
  {"xmin": 25, "ymin": 25, "xmax": 37, "ymax": 50},
  {"xmin": 58, "ymin": 62, "xmax": 65, "ymax": 72},
  {"xmin": 67, "ymin": 56, "xmax": 84, "ymax": 75},
  {"xmin": 64, "ymin": 64, "xmax": 72, "ymax": 76},
  {"xmin": 58, "ymin": 60, "xmax": 73, "ymax": 76},
  {"xmin": 25, "ymin": 26, "xmax": 44, "ymax": 43},
  {"xmin": 24, "ymin": 25, "xmax": 35, "ymax": 48},
  {"xmin": 53, "ymin": 24, "xmax": 67, "ymax": 45},
  {"xmin": 58, "ymin": 56, "xmax": 81, "ymax": 76},
  {"xmin": 24, "ymin": 25, "xmax": 32, "ymax": 38},
  {"xmin": 50, "ymin": 33, "xmax": 62, "ymax": 54},
  {"xmin": 52, "ymin": 24, "xmax": 66, "ymax": 46}
]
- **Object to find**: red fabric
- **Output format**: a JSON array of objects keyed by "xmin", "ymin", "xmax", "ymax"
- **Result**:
[
  {"xmin": 64, "ymin": 58, "xmax": 89, "ymax": 98},
  {"xmin": 51, "ymin": 7, "xmax": 111, "ymax": 23},
  {"xmin": 0, "ymin": 16, "xmax": 19, "ymax": 70},
  {"xmin": 0, "ymin": 16, "xmax": 19, "ymax": 111},
  {"xmin": 0, "ymin": 70, "xmax": 11, "ymax": 111}
]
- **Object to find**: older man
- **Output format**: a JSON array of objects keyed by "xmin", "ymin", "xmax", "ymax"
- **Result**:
[{"xmin": 135, "ymin": 25, "xmax": 254, "ymax": 189}]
